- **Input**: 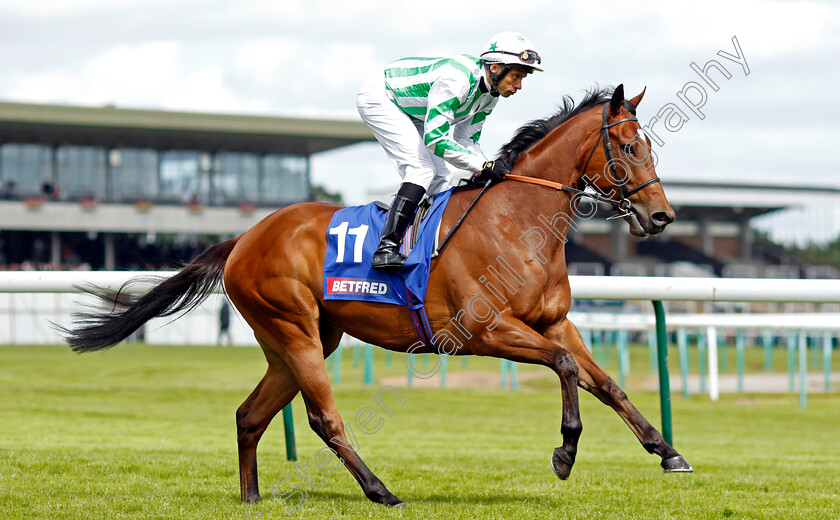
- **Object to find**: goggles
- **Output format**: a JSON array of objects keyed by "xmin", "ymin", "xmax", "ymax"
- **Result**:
[{"xmin": 483, "ymin": 49, "xmax": 542, "ymax": 65}]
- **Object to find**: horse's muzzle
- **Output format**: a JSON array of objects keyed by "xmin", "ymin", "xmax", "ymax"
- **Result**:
[
  {"xmin": 649, "ymin": 210, "xmax": 675, "ymax": 234},
  {"xmin": 628, "ymin": 206, "xmax": 675, "ymax": 237}
]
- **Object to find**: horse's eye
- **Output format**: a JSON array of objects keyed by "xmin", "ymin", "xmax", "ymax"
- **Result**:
[{"xmin": 623, "ymin": 144, "xmax": 635, "ymax": 156}]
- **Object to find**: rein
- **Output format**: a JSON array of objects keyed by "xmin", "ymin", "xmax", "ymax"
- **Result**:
[
  {"xmin": 502, "ymin": 174, "xmax": 627, "ymax": 208},
  {"xmin": 436, "ymin": 178, "xmax": 494, "ymax": 254},
  {"xmin": 436, "ymin": 172, "xmax": 627, "ymax": 256}
]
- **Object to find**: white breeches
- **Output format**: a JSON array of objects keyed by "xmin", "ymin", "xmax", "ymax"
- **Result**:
[{"xmin": 357, "ymin": 74, "xmax": 455, "ymax": 195}]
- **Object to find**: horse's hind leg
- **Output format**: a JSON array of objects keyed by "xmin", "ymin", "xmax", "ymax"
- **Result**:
[
  {"xmin": 545, "ymin": 320, "xmax": 693, "ymax": 472},
  {"xmin": 257, "ymin": 319, "xmax": 405, "ymax": 507},
  {"xmin": 237, "ymin": 338, "xmax": 301, "ymax": 502},
  {"xmin": 237, "ymin": 326, "xmax": 345, "ymax": 503}
]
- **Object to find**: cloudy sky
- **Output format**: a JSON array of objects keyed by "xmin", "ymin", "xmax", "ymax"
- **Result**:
[{"xmin": 1, "ymin": 0, "xmax": 838, "ymax": 209}]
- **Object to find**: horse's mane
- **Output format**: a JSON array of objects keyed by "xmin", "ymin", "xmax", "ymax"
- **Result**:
[{"xmin": 497, "ymin": 86, "xmax": 615, "ymax": 169}]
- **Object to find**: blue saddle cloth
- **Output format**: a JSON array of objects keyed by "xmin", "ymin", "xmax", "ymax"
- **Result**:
[{"xmin": 323, "ymin": 188, "xmax": 453, "ymax": 309}]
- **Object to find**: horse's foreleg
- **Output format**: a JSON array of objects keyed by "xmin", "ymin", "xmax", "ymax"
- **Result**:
[
  {"xmin": 236, "ymin": 340, "xmax": 300, "ymax": 502},
  {"xmin": 544, "ymin": 320, "xmax": 693, "ymax": 472},
  {"xmin": 470, "ymin": 315, "xmax": 582, "ymax": 480}
]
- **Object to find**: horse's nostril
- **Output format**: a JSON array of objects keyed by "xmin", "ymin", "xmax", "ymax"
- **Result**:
[{"xmin": 651, "ymin": 212, "xmax": 674, "ymax": 227}]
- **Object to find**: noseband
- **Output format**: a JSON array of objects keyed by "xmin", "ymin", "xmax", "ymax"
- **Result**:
[{"xmin": 579, "ymin": 103, "xmax": 661, "ymax": 219}]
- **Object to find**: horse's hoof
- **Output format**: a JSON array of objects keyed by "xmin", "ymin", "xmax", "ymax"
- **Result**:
[
  {"xmin": 368, "ymin": 490, "xmax": 405, "ymax": 507},
  {"xmin": 551, "ymin": 449, "xmax": 574, "ymax": 480},
  {"xmin": 661, "ymin": 455, "xmax": 694, "ymax": 473},
  {"xmin": 380, "ymin": 495, "xmax": 405, "ymax": 507},
  {"xmin": 383, "ymin": 495, "xmax": 406, "ymax": 508},
  {"xmin": 242, "ymin": 494, "xmax": 261, "ymax": 503}
]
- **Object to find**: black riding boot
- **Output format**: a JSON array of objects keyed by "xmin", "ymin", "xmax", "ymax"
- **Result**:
[{"xmin": 371, "ymin": 182, "xmax": 426, "ymax": 272}]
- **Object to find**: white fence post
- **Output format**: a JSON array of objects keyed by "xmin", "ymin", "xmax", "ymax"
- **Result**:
[{"xmin": 707, "ymin": 326, "xmax": 720, "ymax": 402}]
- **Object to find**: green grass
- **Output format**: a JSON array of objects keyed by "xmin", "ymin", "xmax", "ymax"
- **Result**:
[{"xmin": 1, "ymin": 344, "xmax": 839, "ymax": 519}]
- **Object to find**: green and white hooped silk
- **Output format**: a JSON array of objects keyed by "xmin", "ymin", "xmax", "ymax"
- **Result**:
[{"xmin": 384, "ymin": 54, "xmax": 498, "ymax": 172}]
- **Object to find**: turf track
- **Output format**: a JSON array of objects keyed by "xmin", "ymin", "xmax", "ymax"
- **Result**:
[{"xmin": 1, "ymin": 344, "xmax": 838, "ymax": 519}]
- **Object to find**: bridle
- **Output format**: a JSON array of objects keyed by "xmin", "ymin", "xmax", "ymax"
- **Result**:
[
  {"xmin": 578, "ymin": 102, "xmax": 661, "ymax": 219},
  {"xmin": 505, "ymin": 101, "xmax": 661, "ymax": 220}
]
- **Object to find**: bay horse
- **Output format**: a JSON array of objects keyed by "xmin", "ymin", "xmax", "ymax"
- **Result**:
[{"xmin": 63, "ymin": 84, "xmax": 692, "ymax": 507}]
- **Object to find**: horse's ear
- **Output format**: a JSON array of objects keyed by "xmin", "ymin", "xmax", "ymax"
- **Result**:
[
  {"xmin": 629, "ymin": 87, "xmax": 646, "ymax": 108},
  {"xmin": 610, "ymin": 84, "xmax": 625, "ymax": 115}
]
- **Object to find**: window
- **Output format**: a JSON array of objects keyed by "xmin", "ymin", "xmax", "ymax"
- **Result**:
[
  {"xmin": 109, "ymin": 148, "xmax": 158, "ymax": 201},
  {"xmin": 213, "ymin": 152, "xmax": 260, "ymax": 205},
  {"xmin": 261, "ymin": 154, "xmax": 309, "ymax": 204},
  {"xmin": 159, "ymin": 151, "xmax": 206, "ymax": 203},
  {"xmin": 0, "ymin": 143, "xmax": 53, "ymax": 197},
  {"xmin": 57, "ymin": 146, "xmax": 107, "ymax": 199}
]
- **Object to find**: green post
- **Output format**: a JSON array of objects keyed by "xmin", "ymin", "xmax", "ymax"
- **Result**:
[
  {"xmin": 580, "ymin": 328, "xmax": 593, "ymax": 353},
  {"xmin": 787, "ymin": 331, "xmax": 796, "ymax": 392},
  {"xmin": 500, "ymin": 359, "xmax": 509, "ymax": 389},
  {"xmin": 617, "ymin": 329, "xmax": 629, "ymax": 389},
  {"xmin": 440, "ymin": 355, "xmax": 448, "ymax": 388},
  {"xmin": 593, "ymin": 330, "xmax": 604, "ymax": 365},
  {"xmin": 511, "ymin": 361, "xmax": 519, "ymax": 391},
  {"xmin": 407, "ymin": 354, "xmax": 414, "ymax": 387},
  {"xmin": 647, "ymin": 329, "xmax": 658, "ymax": 371},
  {"xmin": 652, "ymin": 300, "xmax": 673, "ymax": 447},
  {"xmin": 363, "ymin": 343, "xmax": 373, "ymax": 385},
  {"xmin": 763, "ymin": 331, "xmax": 774, "ymax": 371},
  {"xmin": 326, "ymin": 351, "xmax": 335, "ymax": 373},
  {"xmin": 332, "ymin": 344, "xmax": 343, "ymax": 385},
  {"xmin": 677, "ymin": 328, "xmax": 690, "ymax": 399},
  {"xmin": 620, "ymin": 330, "xmax": 630, "ymax": 376},
  {"xmin": 697, "ymin": 331, "xmax": 707, "ymax": 395},
  {"xmin": 719, "ymin": 331, "xmax": 729, "ymax": 373},
  {"xmin": 824, "ymin": 332, "xmax": 833, "ymax": 393},
  {"xmin": 736, "ymin": 329, "xmax": 745, "ymax": 393},
  {"xmin": 799, "ymin": 332, "xmax": 808, "ymax": 409},
  {"xmin": 385, "ymin": 350, "xmax": 392, "ymax": 368},
  {"xmin": 282, "ymin": 402, "xmax": 297, "ymax": 461}
]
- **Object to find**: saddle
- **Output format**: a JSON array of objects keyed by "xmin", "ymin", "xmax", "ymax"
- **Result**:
[{"xmin": 374, "ymin": 196, "xmax": 437, "ymax": 254}]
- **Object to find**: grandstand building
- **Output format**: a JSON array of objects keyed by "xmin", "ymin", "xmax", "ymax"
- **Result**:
[{"xmin": 0, "ymin": 101, "xmax": 374, "ymax": 270}]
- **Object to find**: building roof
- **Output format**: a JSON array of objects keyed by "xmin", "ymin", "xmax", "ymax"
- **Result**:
[
  {"xmin": 661, "ymin": 180, "xmax": 840, "ymax": 221},
  {"xmin": 0, "ymin": 101, "xmax": 375, "ymax": 155}
]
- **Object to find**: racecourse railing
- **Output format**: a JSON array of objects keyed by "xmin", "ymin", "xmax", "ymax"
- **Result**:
[{"xmin": 3, "ymin": 271, "xmax": 840, "ymax": 456}]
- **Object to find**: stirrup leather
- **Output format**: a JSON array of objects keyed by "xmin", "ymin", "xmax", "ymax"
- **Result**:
[{"xmin": 371, "ymin": 193, "xmax": 420, "ymax": 272}]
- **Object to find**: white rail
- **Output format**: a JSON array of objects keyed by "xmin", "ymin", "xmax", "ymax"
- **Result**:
[
  {"xmin": 0, "ymin": 271, "xmax": 177, "ymax": 293},
  {"xmin": 568, "ymin": 276, "xmax": 840, "ymax": 303},
  {"xmin": 3, "ymin": 272, "xmax": 840, "ymax": 303},
  {"xmin": 570, "ymin": 312, "xmax": 840, "ymax": 331}
]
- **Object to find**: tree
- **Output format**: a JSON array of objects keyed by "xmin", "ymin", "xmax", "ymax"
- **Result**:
[{"xmin": 311, "ymin": 184, "xmax": 344, "ymax": 205}]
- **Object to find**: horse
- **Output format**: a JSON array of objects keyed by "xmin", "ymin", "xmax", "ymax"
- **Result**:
[{"xmin": 62, "ymin": 84, "xmax": 692, "ymax": 508}]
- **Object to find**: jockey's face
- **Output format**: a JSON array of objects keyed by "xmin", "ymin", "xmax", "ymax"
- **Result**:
[{"xmin": 490, "ymin": 64, "xmax": 528, "ymax": 98}]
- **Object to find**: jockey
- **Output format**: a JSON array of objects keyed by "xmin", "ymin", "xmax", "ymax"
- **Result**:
[{"xmin": 357, "ymin": 31, "xmax": 543, "ymax": 272}]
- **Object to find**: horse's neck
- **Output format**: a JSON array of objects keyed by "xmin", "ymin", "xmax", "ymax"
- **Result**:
[
  {"xmin": 510, "ymin": 116, "xmax": 593, "ymax": 188},
  {"xmin": 499, "ymin": 121, "xmax": 593, "ymax": 241}
]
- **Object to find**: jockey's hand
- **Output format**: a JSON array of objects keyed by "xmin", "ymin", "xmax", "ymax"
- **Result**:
[{"xmin": 479, "ymin": 160, "xmax": 508, "ymax": 182}]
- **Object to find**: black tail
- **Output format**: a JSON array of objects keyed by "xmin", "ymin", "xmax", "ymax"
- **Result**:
[{"xmin": 61, "ymin": 238, "xmax": 238, "ymax": 353}]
